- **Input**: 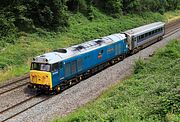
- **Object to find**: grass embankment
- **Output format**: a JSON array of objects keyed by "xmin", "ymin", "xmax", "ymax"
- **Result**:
[
  {"xmin": 54, "ymin": 40, "xmax": 180, "ymax": 122},
  {"xmin": 164, "ymin": 10, "xmax": 180, "ymax": 22},
  {"xmin": 0, "ymin": 9, "xmax": 180, "ymax": 83}
]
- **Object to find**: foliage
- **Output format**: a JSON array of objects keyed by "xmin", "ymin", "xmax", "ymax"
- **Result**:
[
  {"xmin": 53, "ymin": 40, "xmax": 180, "ymax": 122},
  {"xmin": 66, "ymin": 0, "xmax": 88, "ymax": 12},
  {"xmin": 0, "ymin": 0, "xmax": 69, "ymax": 31},
  {"xmin": 133, "ymin": 59, "xmax": 146, "ymax": 74},
  {"xmin": 94, "ymin": 0, "xmax": 123, "ymax": 17},
  {"xmin": 122, "ymin": 0, "xmax": 180, "ymax": 14},
  {"xmin": 0, "ymin": 0, "xmax": 179, "ymax": 35},
  {"xmin": 0, "ymin": 12, "xmax": 17, "ymax": 48}
]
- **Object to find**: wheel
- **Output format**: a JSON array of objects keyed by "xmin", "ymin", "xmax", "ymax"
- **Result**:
[
  {"xmin": 111, "ymin": 60, "xmax": 115, "ymax": 65},
  {"xmin": 78, "ymin": 76, "xmax": 83, "ymax": 81},
  {"xmin": 55, "ymin": 86, "xmax": 61, "ymax": 94}
]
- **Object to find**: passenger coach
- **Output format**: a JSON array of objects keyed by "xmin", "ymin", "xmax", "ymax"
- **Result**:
[{"xmin": 124, "ymin": 22, "xmax": 165, "ymax": 53}]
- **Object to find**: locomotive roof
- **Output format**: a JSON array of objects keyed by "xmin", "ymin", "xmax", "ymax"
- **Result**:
[
  {"xmin": 124, "ymin": 22, "xmax": 165, "ymax": 36},
  {"xmin": 32, "ymin": 33, "xmax": 126, "ymax": 64}
]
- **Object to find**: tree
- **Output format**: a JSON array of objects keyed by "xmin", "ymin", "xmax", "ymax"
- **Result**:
[{"xmin": 93, "ymin": 0, "xmax": 123, "ymax": 17}]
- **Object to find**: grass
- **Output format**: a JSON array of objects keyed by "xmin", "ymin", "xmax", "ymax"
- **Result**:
[
  {"xmin": 0, "ymin": 9, "xmax": 179, "ymax": 83},
  {"xmin": 53, "ymin": 39, "xmax": 180, "ymax": 122},
  {"xmin": 164, "ymin": 10, "xmax": 180, "ymax": 22}
]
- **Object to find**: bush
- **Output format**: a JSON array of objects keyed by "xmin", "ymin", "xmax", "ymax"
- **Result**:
[
  {"xmin": 134, "ymin": 59, "xmax": 146, "ymax": 74},
  {"xmin": 94, "ymin": 0, "xmax": 123, "ymax": 17},
  {"xmin": 23, "ymin": 0, "xmax": 69, "ymax": 31},
  {"xmin": 0, "ymin": 14, "xmax": 16, "ymax": 37}
]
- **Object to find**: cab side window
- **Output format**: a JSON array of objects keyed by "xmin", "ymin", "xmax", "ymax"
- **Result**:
[
  {"xmin": 52, "ymin": 63, "xmax": 59, "ymax": 72},
  {"xmin": 59, "ymin": 62, "xmax": 63, "ymax": 69}
]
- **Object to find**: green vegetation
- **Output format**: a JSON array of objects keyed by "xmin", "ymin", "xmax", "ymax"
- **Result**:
[
  {"xmin": 0, "ymin": 0, "xmax": 179, "ymax": 83},
  {"xmin": 164, "ymin": 10, "xmax": 180, "ymax": 22},
  {"xmin": 1, "ymin": 0, "xmax": 179, "ymax": 40},
  {"xmin": 53, "ymin": 39, "xmax": 180, "ymax": 122}
]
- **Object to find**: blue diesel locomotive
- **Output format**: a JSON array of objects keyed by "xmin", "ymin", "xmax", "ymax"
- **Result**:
[{"xmin": 29, "ymin": 22, "xmax": 165, "ymax": 93}]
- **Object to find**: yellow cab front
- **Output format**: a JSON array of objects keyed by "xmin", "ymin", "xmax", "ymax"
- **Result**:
[{"xmin": 29, "ymin": 63, "xmax": 53, "ymax": 91}]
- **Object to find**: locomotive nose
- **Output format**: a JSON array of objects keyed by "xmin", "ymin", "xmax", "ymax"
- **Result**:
[
  {"xmin": 30, "ymin": 70, "xmax": 52, "ymax": 89},
  {"xmin": 31, "ymin": 74, "xmax": 43, "ymax": 83}
]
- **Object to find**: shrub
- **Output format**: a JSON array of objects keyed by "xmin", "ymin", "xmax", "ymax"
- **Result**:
[
  {"xmin": 134, "ymin": 59, "xmax": 146, "ymax": 74},
  {"xmin": 0, "ymin": 13, "xmax": 16, "ymax": 37}
]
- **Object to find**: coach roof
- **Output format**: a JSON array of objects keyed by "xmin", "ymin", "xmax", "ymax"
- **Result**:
[{"xmin": 124, "ymin": 22, "xmax": 165, "ymax": 36}]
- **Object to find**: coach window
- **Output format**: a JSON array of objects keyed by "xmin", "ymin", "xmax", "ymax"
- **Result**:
[
  {"xmin": 138, "ymin": 36, "xmax": 140, "ymax": 40},
  {"xmin": 156, "ymin": 29, "xmax": 158, "ymax": 33},
  {"xmin": 148, "ymin": 32, "xmax": 151, "ymax": 36},
  {"xmin": 52, "ymin": 63, "xmax": 58, "ymax": 72},
  {"xmin": 145, "ymin": 33, "xmax": 148, "ymax": 37},
  {"xmin": 140, "ymin": 35, "xmax": 144, "ymax": 39},
  {"xmin": 140, "ymin": 35, "xmax": 143, "ymax": 39}
]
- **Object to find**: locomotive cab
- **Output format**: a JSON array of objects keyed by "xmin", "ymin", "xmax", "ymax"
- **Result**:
[
  {"xmin": 29, "ymin": 53, "xmax": 63, "ymax": 92},
  {"xmin": 30, "ymin": 62, "xmax": 62, "ymax": 91},
  {"xmin": 30, "ymin": 63, "xmax": 53, "ymax": 90}
]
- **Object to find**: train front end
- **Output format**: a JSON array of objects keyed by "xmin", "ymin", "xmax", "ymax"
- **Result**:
[
  {"xmin": 29, "ymin": 52, "xmax": 62, "ymax": 92},
  {"xmin": 30, "ymin": 63, "xmax": 52, "ymax": 91}
]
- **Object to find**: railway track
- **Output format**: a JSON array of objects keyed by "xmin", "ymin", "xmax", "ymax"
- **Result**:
[
  {"xmin": 165, "ymin": 19, "xmax": 180, "ymax": 35},
  {"xmin": 0, "ymin": 76, "xmax": 29, "ymax": 95},
  {"xmin": 164, "ymin": 27, "xmax": 180, "ymax": 38},
  {"xmin": 0, "ymin": 20, "xmax": 179, "ymax": 122},
  {"xmin": 0, "ymin": 92, "xmax": 52, "ymax": 122}
]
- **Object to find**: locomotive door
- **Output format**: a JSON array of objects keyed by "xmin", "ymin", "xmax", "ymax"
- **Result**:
[
  {"xmin": 59, "ymin": 62, "xmax": 64, "ymax": 81},
  {"xmin": 52, "ymin": 63, "xmax": 60, "ymax": 86}
]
